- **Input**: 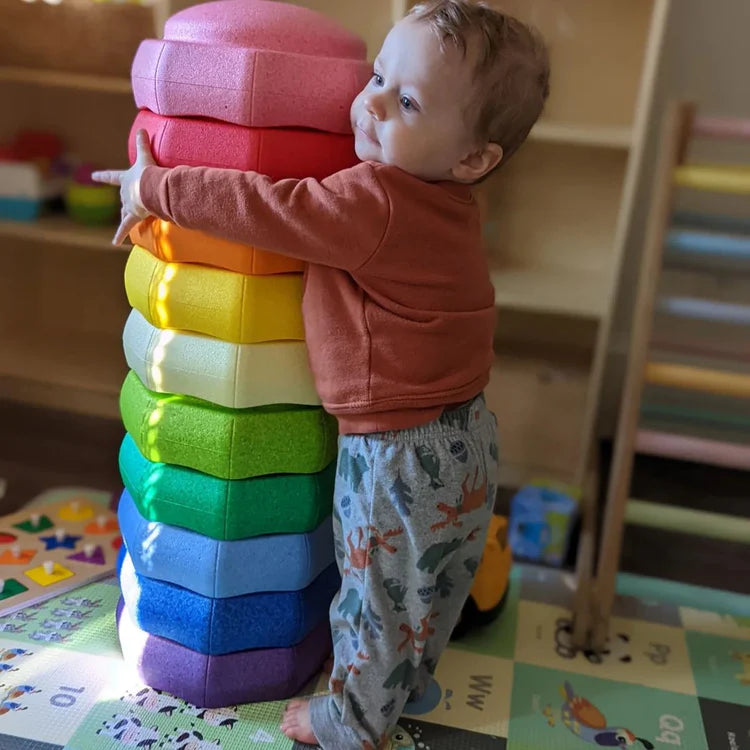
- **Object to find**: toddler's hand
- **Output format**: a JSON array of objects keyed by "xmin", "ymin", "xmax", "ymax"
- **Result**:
[{"xmin": 92, "ymin": 129, "xmax": 156, "ymax": 246}]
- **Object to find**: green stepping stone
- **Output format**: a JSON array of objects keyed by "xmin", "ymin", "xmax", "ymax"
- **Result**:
[
  {"xmin": 119, "ymin": 434, "xmax": 335, "ymax": 540},
  {"xmin": 120, "ymin": 371, "xmax": 338, "ymax": 480}
]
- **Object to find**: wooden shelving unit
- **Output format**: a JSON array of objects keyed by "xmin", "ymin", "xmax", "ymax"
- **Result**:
[
  {"xmin": 0, "ymin": 0, "xmax": 670, "ymax": 495},
  {"xmin": 529, "ymin": 121, "xmax": 633, "ymax": 150},
  {"xmin": 0, "ymin": 328, "xmax": 126, "ymax": 417},
  {"xmin": 0, "ymin": 0, "xmax": 166, "ymax": 418},
  {"xmin": 485, "ymin": 352, "xmax": 591, "ymax": 489},
  {"xmin": 491, "ymin": 266, "xmax": 608, "ymax": 319},
  {"xmin": 467, "ymin": 0, "xmax": 673, "ymax": 530},
  {"xmin": 0, "ymin": 217, "xmax": 121, "ymax": 252},
  {"xmin": 476, "ymin": 0, "xmax": 666, "ymax": 328},
  {"xmin": 0, "ymin": 66, "xmax": 131, "ymax": 95}
]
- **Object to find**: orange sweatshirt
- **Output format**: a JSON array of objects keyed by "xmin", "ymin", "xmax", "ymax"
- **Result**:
[{"xmin": 139, "ymin": 161, "xmax": 496, "ymax": 433}]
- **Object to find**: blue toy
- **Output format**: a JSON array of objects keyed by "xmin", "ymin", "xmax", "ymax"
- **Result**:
[{"xmin": 508, "ymin": 480, "xmax": 579, "ymax": 566}]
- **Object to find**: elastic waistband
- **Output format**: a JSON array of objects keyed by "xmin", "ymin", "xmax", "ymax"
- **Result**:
[{"xmin": 378, "ymin": 393, "xmax": 489, "ymax": 441}]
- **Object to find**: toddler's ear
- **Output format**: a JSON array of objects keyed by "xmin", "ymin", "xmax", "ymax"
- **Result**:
[{"xmin": 452, "ymin": 143, "xmax": 503, "ymax": 183}]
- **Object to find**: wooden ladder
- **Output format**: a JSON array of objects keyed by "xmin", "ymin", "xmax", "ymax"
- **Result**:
[{"xmin": 574, "ymin": 101, "xmax": 750, "ymax": 651}]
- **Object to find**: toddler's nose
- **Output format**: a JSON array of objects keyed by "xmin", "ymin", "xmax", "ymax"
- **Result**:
[{"xmin": 364, "ymin": 94, "xmax": 386, "ymax": 121}]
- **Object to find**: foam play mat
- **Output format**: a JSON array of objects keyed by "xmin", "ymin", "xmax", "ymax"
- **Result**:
[{"xmin": 1, "ymin": 550, "xmax": 749, "ymax": 749}]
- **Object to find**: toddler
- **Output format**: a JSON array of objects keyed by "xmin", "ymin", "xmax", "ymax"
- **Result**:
[{"xmin": 94, "ymin": 1, "xmax": 549, "ymax": 747}]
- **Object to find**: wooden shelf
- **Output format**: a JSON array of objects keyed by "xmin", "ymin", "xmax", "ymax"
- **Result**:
[
  {"xmin": 283, "ymin": 0, "xmax": 394, "ymax": 56},
  {"xmin": 0, "ymin": 328, "xmax": 124, "ymax": 396},
  {"xmin": 491, "ymin": 266, "xmax": 608, "ymax": 318},
  {"xmin": 0, "ymin": 230, "xmax": 129, "ymax": 419},
  {"xmin": 488, "ymin": 0, "xmax": 655, "ymax": 129},
  {"xmin": 0, "ymin": 66, "xmax": 131, "ymax": 94},
  {"xmin": 0, "ymin": 326, "xmax": 126, "ymax": 419},
  {"xmin": 0, "ymin": 216, "xmax": 121, "ymax": 252},
  {"xmin": 482, "ymin": 141, "xmax": 627, "ymax": 320},
  {"xmin": 485, "ymin": 349, "xmax": 590, "ymax": 488},
  {"xmin": 530, "ymin": 121, "xmax": 632, "ymax": 149}
]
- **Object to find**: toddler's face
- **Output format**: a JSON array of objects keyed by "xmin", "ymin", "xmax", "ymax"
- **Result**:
[{"xmin": 350, "ymin": 18, "xmax": 480, "ymax": 181}]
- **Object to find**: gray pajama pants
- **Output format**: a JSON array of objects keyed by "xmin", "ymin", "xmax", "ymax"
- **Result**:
[{"xmin": 310, "ymin": 394, "xmax": 499, "ymax": 750}]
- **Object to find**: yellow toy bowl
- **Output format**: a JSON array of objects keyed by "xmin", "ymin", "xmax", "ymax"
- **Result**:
[
  {"xmin": 64, "ymin": 182, "xmax": 119, "ymax": 225},
  {"xmin": 452, "ymin": 514, "xmax": 513, "ymax": 639}
]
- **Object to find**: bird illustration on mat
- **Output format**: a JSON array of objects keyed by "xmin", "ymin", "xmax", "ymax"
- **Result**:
[
  {"xmin": 362, "ymin": 724, "xmax": 418, "ymax": 750},
  {"xmin": 553, "ymin": 681, "xmax": 655, "ymax": 748}
]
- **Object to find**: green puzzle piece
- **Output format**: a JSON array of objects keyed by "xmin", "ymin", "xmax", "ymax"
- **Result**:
[
  {"xmin": 14, "ymin": 514, "xmax": 54, "ymax": 534},
  {"xmin": 0, "ymin": 579, "xmax": 28, "ymax": 601}
]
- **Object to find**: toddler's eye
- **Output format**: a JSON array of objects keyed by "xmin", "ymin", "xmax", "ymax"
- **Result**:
[
  {"xmin": 400, "ymin": 95, "xmax": 415, "ymax": 111},
  {"xmin": 373, "ymin": 73, "xmax": 384, "ymax": 86}
]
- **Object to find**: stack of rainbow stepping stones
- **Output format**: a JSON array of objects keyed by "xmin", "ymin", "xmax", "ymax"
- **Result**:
[{"xmin": 114, "ymin": 0, "xmax": 370, "ymax": 707}]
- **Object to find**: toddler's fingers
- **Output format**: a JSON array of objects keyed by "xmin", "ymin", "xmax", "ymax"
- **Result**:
[
  {"xmin": 91, "ymin": 170, "xmax": 124, "ymax": 186},
  {"xmin": 135, "ymin": 129, "xmax": 156, "ymax": 165},
  {"xmin": 112, "ymin": 211, "xmax": 140, "ymax": 246}
]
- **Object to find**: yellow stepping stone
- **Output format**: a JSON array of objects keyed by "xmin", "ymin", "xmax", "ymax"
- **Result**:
[{"xmin": 125, "ymin": 245, "xmax": 305, "ymax": 344}]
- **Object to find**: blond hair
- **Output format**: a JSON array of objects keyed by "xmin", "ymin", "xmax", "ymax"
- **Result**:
[{"xmin": 410, "ymin": 0, "xmax": 550, "ymax": 164}]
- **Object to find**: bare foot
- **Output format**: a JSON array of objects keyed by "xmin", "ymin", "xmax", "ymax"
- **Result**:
[{"xmin": 281, "ymin": 698, "xmax": 318, "ymax": 745}]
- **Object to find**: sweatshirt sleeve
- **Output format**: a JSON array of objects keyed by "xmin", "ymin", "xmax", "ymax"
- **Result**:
[{"xmin": 138, "ymin": 162, "xmax": 390, "ymax": 271}]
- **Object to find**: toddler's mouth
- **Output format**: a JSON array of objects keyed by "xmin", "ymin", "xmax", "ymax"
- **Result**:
[{"xmin": 357, "ymin": 125, "xmax": 379, "ymax": 146}]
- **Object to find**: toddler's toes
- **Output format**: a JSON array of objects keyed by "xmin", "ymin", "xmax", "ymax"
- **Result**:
[{"xmin": 280, "ymin": 699, "xmax": 318, "ymax": 745}]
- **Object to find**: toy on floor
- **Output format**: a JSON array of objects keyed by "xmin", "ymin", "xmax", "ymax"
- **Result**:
[
  {"xmin": 508, "ymin": 480, "xmax": 580, "ymax": 566},
  {"xmin": 451, "ymin": 514, "xmax": 512, "ymax": 639},
  {"xmin": 0, "ymin": 493, "xmax": 120, "ymax": 616}
]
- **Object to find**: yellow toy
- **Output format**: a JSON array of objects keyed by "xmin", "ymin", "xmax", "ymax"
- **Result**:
[{"xmin": 451, "ymin": 514, "xmax": 513, "ymax": 639}]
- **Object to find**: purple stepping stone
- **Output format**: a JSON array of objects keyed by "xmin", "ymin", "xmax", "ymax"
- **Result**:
[{"xmin": 116, "ymin": 598, "xmax": 331, "ymax": 708}]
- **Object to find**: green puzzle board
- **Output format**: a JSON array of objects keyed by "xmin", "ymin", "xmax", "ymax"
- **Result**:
[{"xmin": 0, "ymin": 564, "xmax": 748, "ymax": 749}]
